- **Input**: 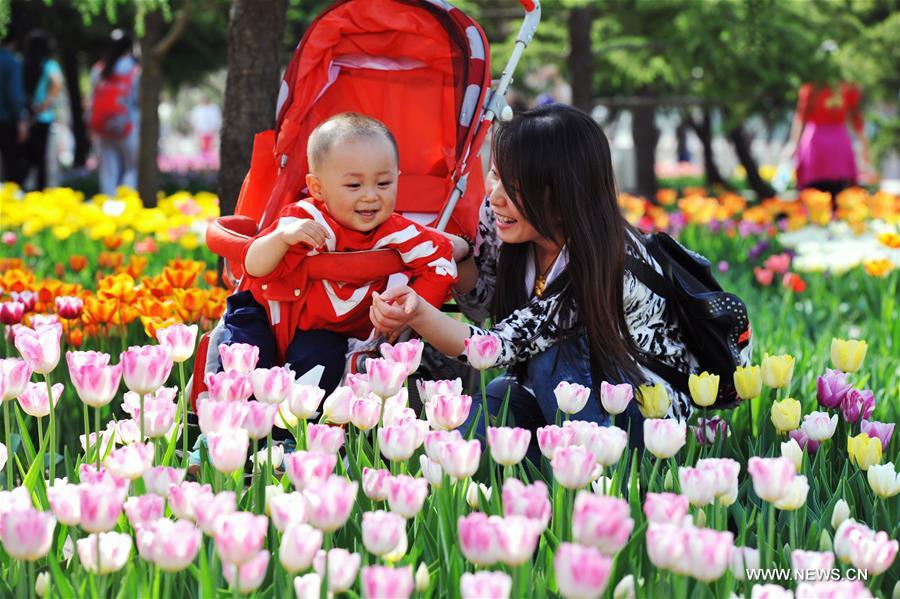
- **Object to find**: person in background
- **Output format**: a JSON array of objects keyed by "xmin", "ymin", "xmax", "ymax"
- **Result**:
[
  {"xmin": 0, "ymin": 24, "xmax": 26, "ymax": 184},
  {"xmin": 22, "ymin": 29, "xmax": 63, "ymax": 190},
  {"xmin": 190, "ymin": 94, "xmax": 222, "ymax": 163},
  {"xmin": 90, "ymin": 30, "xmax": 140, "ymax": 196}
]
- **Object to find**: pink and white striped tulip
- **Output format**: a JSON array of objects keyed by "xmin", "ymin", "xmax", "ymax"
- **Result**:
[
  {"xmin": 241, "ymin": 401, "xmax": 278, "ymax": 440},
  {"xmin": 730, "ymin": 546, "xmax": 760, "ymax": 580},
  {"xmin": 536, "ymin": 425, "xmax": 576, "ymax": 459},
  {"xmin": 458, "ymin": 512, "xmax": 500, "ymax": 566},
  {"xmin": 847, "ymin": 529, "xmax": 898, "ymax": 576},
  {"xmin": 48, "ymin": 481, "xmax": 82, "ymax": 526},
  {"xmin": 140, "ymin": 396, "xmax": 178, "ymax": 439},
  {"xmin": 487, "ymin": 426, "xmax": 531, "ymax": 466},
  {"xmin": 347, "ymin": 373, "xmax": 370, "ymax": 397},
  {"xmin": 362, "ymin": 565, "xmax": 414, "ymax": 599},
  {"xmin": 562, "ymin": 420, "xmax": 599, "ymax": 446},
  {"xmin": 17, "ymin": 382, "xmax": 63, "ymax": 418},
  {"xmin": 464, "ymin": 334, "xmax": 501, "ymax": 370},
  {"xmin": 288, "ymin": 384, "xmax": 325, "ymax": 419},
  {"xmin": 205, "ymin": 370, "xmax": 252, "ymax": 403},
  {"xmin": 167, "ymin": 481, "xmax": 212, "ymax": 521},
  {"xmin": 747, "ymin": 457, "xmax": 797, "ymax": 503},
  {"xmin": 380, "ymin": 339, "xmax": 424, "ymax": 376},
  {"xmin": 502, "ymin": 478, "xmax": 551, "ymax": 531},
  {"xmin": 306, "ymin": 423, "xmax": 345, "ymax": 454},
  {"xmin": 77, "ymin": 532, "xmax": 131, "ymax": 574},
  {"xmin": 362, "ymin": 467, "xmax": 392, "ymax": 502},
  {"xmin": 350, "ymin": 394, "xmax": 382, "ymax": 431},
  {"xmin": 679, "ymin": 466, "xmax": 719, "ymax": 507},
  {"xmin": 218, "ymin": 343, "xmax": 259, "ymax": 374},
  {"xmin": 143, "ymin": 466, "xmax": 185, "ymax": 497},
  {"xmin": 208, "ymin": 429, "xmax": 249, "ymax": 474},
  {"xmin": 686, "ymin": 527, "xmax": 734, "ymax": 582},
  {"xmin": 696, "ymin": 458, "xmax": 741, "ymax": 505},
  {"xmin": 644, "ymin": 419, "xmax": 687, "ymax": 459},
  {"xmin": 646, "ymin": 522, "xmax": 689, "ymax": 572},
  {"xmin": 1, "ymin": 358, "xmax": 32, "ymax": 401},
  {"xmin": 68, "ymin": 356, "xmax": 122, "ymax": 408},
  {"xmin": 147, "ymin": 518, "xmax": 202, "ymax": 572},
  {"xmin": 362, "ymin": 510, "xmax": 407, "ymax": 556},
  {"xmin": 555, "ymin": 381, "xmax": 591, "ymax": 414},
  {"xmin": 268, "ymin": 492, "xmax": 306, "ymax": 532},
  {"xmin": 314, "ymin": 548, "xmax": 362, "ymax": 593},
  {"xmin": 439, "ymin": 439, "xmax": 481, "ymax": 480},
  {"xmin": 551, "ymin": 445, "xmax": 598, "ymax": 490},
  {"xmin": 0, "ymin": 507, "xmax": 55, "ymax": 561},
  {"xmin": 213, "ymin": 511, "xmax": 268, "ymax": 565},
  {"xmin": 795, "ymin": 580, "xmax": 872, "ymax": 598},
  {"xmin": 0, "ymin": 487, "xmax": 32, "ymax": 537},
  {"xmin": 573, "ymin": 492, "xmax": 634, "ymax": 555},
  {"xmin": 587, "ymin": 425, "xmax": 628, "ymax": 466},
  {"xmin": 365, "ymin": 358, "xmax": 407, "ymax": 399},
  {"xmin": 14, "ymin": 323, "xmax": 62, "ymax": 374},
  {"xmin": 424, "ymin": 429, "xmax": 463, "ymax": 462},
  {"xmin": 123, "ymin": 494, "xmax": 164, "ymax": 528},
  {"xmin": 386, "ymin": 475, "xmax": 428, "ymax": 519},
  {"xmin": 121, "ymin": 344, "xmax": 173, "ymax": 395},
  {"xmin": 123, "ymin": 386, "xmax": 177, "ymax": 418},
  {"xmin": 155, "ymin": 324, "xmax": 197, "ymax": 363},
  {"xmin": 197, "ymin": 398, "xmax": 250, "ymax": 435},
  {"xmin": 279, "ymin": 522, "xmax": 322, "ymax": 573},
  {"xmin": 193, "ymin": 491, "xmax": 238, "ymax": 536},
  {"xmin": 600, "ymin": 381, "xmax": 633, "ymax": 415},
  {"xmin": 27, "ymin": 314, "xmax": 58, "ymax": 329},
  {"xmin": 320, "ymin": 385, "xmax": 353, "ymax": 423},
  {"xmin": 643, "ymin": 493, "xmax": 690, "ymax": 524},
  {"xmin": 303, "ymin": 475, "xmax": 358, "ymax": 532},
  {"xmin": 419, "ymin": 455, "xmax": 444, "ymax": 487},
  {"xmin": 416, "ymin": 378, "xmax": 463, "ymax": 403},
  {"xmin": 425, "ymin": 394, "xmax": 473, "ymax": 430},
  {"xmin": 284, "ymin": 450, "xmax": 337, "ymax": 490},
  {"xmin": 104, "ymin": 442, "xmax": 154, "ymax": 480},
  {"xmin": 801, "ymin": 411, "xmax": 838, "ymax": 442},
  {"xmin": 554, "ymin": 542, "xmax": 613, "ymax": 599},
  {"xmin": 495, "ymin": 515, "xmax": 542, "ymax": 566},
  {"xmin": 294, "ymin": 573, "xmax": 322, "ymax": 599},
  {"xmin": 248, "ymin": 366, "xmax": 292, "ymax": 404},
  {"xmin": 460, "ymin": 571, "xmax": 512, "ymax": 599},
  {"xmin": 379, "ymin": 424, "xmax": 423, "ymax": 462},
  {"xmin": 791, "ymin": 549, "xmax": 835, "ymax": 575},
  {"xmin": 79, "ymin": 480, "xmax": 127, "ymax": 533},
  {"xmin": 223, "ymin": 550, "xmax": 270, "ymax": 593},
  {"xmin": 751, "ymin": 584, "xmax": 793, "ymax": 598}
]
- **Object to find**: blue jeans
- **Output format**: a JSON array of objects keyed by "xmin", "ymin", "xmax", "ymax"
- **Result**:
[
  {"xmin": 464, "ymin": 335, "xmax": 645, "ymax": 467},
  {"xmin": 97, "ymin": 129, "xmax": 138, "ymax": 196}
]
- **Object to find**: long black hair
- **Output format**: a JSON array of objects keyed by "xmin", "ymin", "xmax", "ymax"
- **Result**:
[
  {"xmin": 22, "ymin": 29, "xmax": 50, "ymax": 101},
  {"xmin": 101, "ymin": 32, "xmax": 134, "ymax": 80},
  {"xmin": 491, "ymin": 103, "xmax": 645, "ymax": 388}
]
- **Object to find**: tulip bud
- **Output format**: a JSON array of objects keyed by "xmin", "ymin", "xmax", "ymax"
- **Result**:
[
  {"xmin": 831, "ymin": 499, "xmax": 850, "ymax": 529},
  {"xmin": 554, "ymin": 381, "xmax": 591, "ymax": 414},
  {"xmin": 414, "ymin": 563, "xmax": 430, "ymax": 592},
  {"xmin": 599, "ymin": 381, "xmax": 633, "ymax": 415},
  {"xmin": 663, "ymin": 470, "xmax": 674, "ymax": 492},
  {"xmin": 613, "ymin": 574, "xmax": 636, "ymax": 599},
  {"xmin": 35, "ymin": 572, "xmax": 49, "ymax": 597},
  {"xmin": 694, "ymin": 509, "xmax": 707, "ymax": 528},
  {"xmin": 819, "ymin": 529, "xmax": 833, "ymax": 553},
  {"xmin": 466, "ymin": 481, "xmax": 491, "ymax": 509},
  {"xmin": 463, "ymin": 334, "xmax": 502, "ymax": 370}
]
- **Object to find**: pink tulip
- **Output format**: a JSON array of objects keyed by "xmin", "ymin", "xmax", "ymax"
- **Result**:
[
  {"xmin": 321, "ymin": 386, "xmax": 354, "ymax": 424},
  {"xmin": 847, "ymin": 529, "xmax": 898, "ymax": 576},
  {"xmin": 679, "ymin": 466, "xmax": 719, "ymax": 507},
  {"xmin": 79, "ymin": 480, "xmax": 127, "ymax": 533},
  {"xmin": 306, "ymin": 423, "xmax": 345, "ymax": 454},
  {"xmin": 573, "ymin": 492, "xmax": 634, "ymax": 555},
  {"xmin": 386, "ymin": 475, "xmax": 428, "ymax": 519},
  {"xmin": 0, "ymin": 301, "xmax": 24, "ymax": 325},
  {"xmin": 800, "ymin": 411, "xmax": 838, "ymax": 442},
  {"xmin": 14, "ymin": 323, "xmax": 62, "ymax": 374},
  {"xmin": 0, "ymin": 487, "xmax": 32, "ymax": 538},
  {"xmin": 80, "ymin": 429, "xmax": 114, "ymax": 456},
  {"xmin": 111, "ymin": 418, "xmax": 141, "ymax": 445},
  {"xmin": 487, "ymin": 426, "xmax": 531, "ymax": 466},
  {"xmin": 362, "ymin": 565, "xmax": 414, "ymax": 599},
  {"xmin": 424, "ymin": 429, "xmax": 462, "ymax": 462},
  {"xmin": 600, "ymin": 381, "xmax": 633, "ymax": 415},
  {"xmin": 686, "ymin": 527, "xmax": 734, "ymax": 582},
  {"xmin": 77, "ymin": 531, "xmax": 132, "ymax": 574},
  {"xmin": 78, "ymin": 463, "xmax": 126, "ymax": 486},
  {"xmin": 362, "ymin": 510, "xmax": 406, "ymax": 556},
  {"xmin": 304, "ymin": 475, "xmax": 358, "ymax": 532},
  {"xmin": 29, "ymin": 314, "xmax": 59, "ymax": 329},
  {"xmin": 346, "ymin": 372, "xmax": 370, "ymax": 397},
  {"xmin": 554, "ymin": 381, "xmax": 591, "ymax": 414},
  {"xmin": 268, "ymin": 492, "xmax": 306, "ymax": 532},
  {"xmin": 425, "ymin": 394, "xmax": 473, "ymax": 431},
  {"xmin": 155, "ymin": 323, "xmax": 198, "ymax": 363},
  {"xmin": 204, "ymin": 370, "xmax": 252, "ymax": 403},
  {"xmin": 729, "ymin": 545, "xmax": 760, "ymax": 581},
  {"xmin": 147, "ymin": 518, "xmax": 202, "ymax": 572},
  {"xmin": 816, "ymin": 369, "xmax": 851, "ymax": 409},
  {"xmin": 121, "ymin": 344, "xmax": 173, "ymax": 395},
  {"xmin": 791, "ymin": 549, "xmax": 835, "ymax": 575},
  {"xmin": 284, "ymin": 450, "xmax": 337, "ymax": 490},
  {"xmin": 458, "ymin": 512, "xmax": 500, "ymax": 565},
  {"xmin": 643, "ymin": 493, "xmax": 690, "ymax": 524},
  {"xmin": 551, "ymin": 445, "xmax": 598, "ymax": 490},
  {"xmin": 554, "ymin": 542, "xmax": 613, "ymax": 599},
  {"xmin": 379, "ymin": 424, "xmax": 423, "ymax": 462},
  {"xmin": 834, "ymin": 519, "xmax": 874, "ymax": 563},
  {"xmin": 439, "ymin": 439, "xmax": 481, "ymax": 480},
  {"xmin": 48, "ymin": 481, "xmax": 81, "ymax": 526},
  {"xmin": 241, "ymin": 401, "xmax": 278, "ymax": 440},
  {"xmin": 586, "ymin": 425, "xmax": 628, "ymax": 466},
  {"xmin": 279, "ymin": 522, "xmax": 323, "ymax": 573},
  {"xmin": 379, "ymin": 339, "xmax": 424, "ymax": 376},
  {"xmin": 223, "ymin": 550, "xmax": 270, "ymax": 593},
  {"xmin": 218, "ymin": 343, "xmax": 259, "ymax": 374},
  {"xmin": 248, "ymin": 366, "xmax": 292, "ymax": 404},
  {"xmin": 193, "ymin": 491, "xmax": 238, "ymax": 536},
  {"xmin": 197, "ymin": 398, "xmax": 250, "ymax": 436},
  {"xmin": 365, "ymin": 358, "xmax": 407, "ymax": 399},
  {"xmin": 464, "ymin": 334, "xmax": 502, "ymax": 370},
  {"xmin": 494, "ymin": 514, "xmax": 541, "ymax": 566},
  {"xmin": 502, "ymin": 478, "xmax": 551, "ymax": 531},
  {"xmin": 751, "ymin": 584, "xmax": 793, "ymax": 598},
  {"xmin": 644, "ymin": 418, "xmax": 687, "ymax": 459},
  {"xmin": 168, "ymin": 481, "xmax": 213, "ymax": 521},
  {"xmin": 795, "ymin": 580, "xmax": 872, "ymax": 598},
  {"xmin": 17, "ymin": 381, "xmax": 63, "ymax": 417},
  {"xmin": 419, "ymin": 455, "xmax": 444, "ymax": 487},
  {"xmin": 105, "ymin": 442, "xmax": 154, "ymax": 480},
  {"xmin": 123, "ymin": 386, "xmax": 177, "ymax": 418},
  {"xmin": 66, "ymin": 350, "xmax": 110, "ymax": 370},
  {"xmin": 68, "ymin": 357, "xmax": 122, "ymax": 409},
  {"xmin": 861, "ymin": 420, "xmax": 895, "ymax": 453},
  {"xmin": 288, "ymin": 383, "xmax": 325, "ymax": 419},
  {"xmin": 696, "ymin": 458, "xmax": 741, "ymax": 503},
  {"xmin": 536, "ymin": 425, "xmax": 576, "ymax": 459},
  {"xmin": 416, "ymin": 378, "xmax": 463, "ymax": 403},
  {"xmin": 1, "ymin": 358, "xmax": 32, "ymax": 401},
  {"xmin": 55, "ymin": 296, "xmax": 83, "ymax": 319},
  {"xmin": 124, "ymin": 494, "xmax": 164, "ymax": 528},
  {"xmin": 213, "ymin": 511, "xmax": 268, "ymax": 565},
  {"xmin": 841, "ymin": 388, "xmax": 875, "ymax": 424},
  {"xmin": 747, "ymin": 457, "xmax": 796, "ymax": 502},
  {"xmin": 140, "ymin": 396, "xmax": 177, "ymax": 439},
  {"xmin": 362, "ymin": 467, "xmax": 392, "ymax": 502},
  {"xmin": 562, "ymin": 420, "xmax": 599, "ymax": 446},
  {"xmin": 294, "ymin": 573, "xmax": 322, "ymax": 599},
  {"xmin": 314, "ymin": 548, "xmax": 362, "ymax": 593},
  {"xmin": 208, "ymin": 429, "xmax": 249, "ymax": 474},
  {"xmin": 142, "ymin": 466, "xmax": 185, "ymax": 497},
  {"xmin": 460, "ymin": 571, "xmax": 512, "ymax": 599},
  {"xmin": 350, "ymin": 394, "xmax": 382, "ymax": 431},
  {"xmin": 646, "ymin": 522, "xmax": 689, "ymax": 571},
  {"xmin": 0, "ymin": 507, "xmax": 55, "ymax": 561}
]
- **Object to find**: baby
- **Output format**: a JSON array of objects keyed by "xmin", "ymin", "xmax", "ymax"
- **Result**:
[{"xmin": 221, "ymin": 112, "xmax": 457, "ymax": 394}]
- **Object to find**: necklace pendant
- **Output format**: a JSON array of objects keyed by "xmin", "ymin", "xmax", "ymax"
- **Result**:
[{"xmin": 534, "ymin": 276, "xmax": 546, "ymax": 298}]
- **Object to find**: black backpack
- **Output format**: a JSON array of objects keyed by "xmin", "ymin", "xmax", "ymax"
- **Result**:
[{"xmin": 625, "ymin": 232, "xmax": 751, "ymax": 408}]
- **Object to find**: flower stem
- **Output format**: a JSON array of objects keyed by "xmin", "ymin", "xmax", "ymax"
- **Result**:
[
  {"xmin": 3, "ymin": 399, "xmax": 12, "ymax": 489},
  {"xmin": 44, "ymin": 374, "xmax": 55, "ymax": 484},
  {"xmin": 95, "ymin": 407, "xmax": 101, "ymax": 467},
  {"xmin": 82, "ymin": 400, "xmax": 91, "ymax": 468},
  {"xmin": 767, "ymin": 502, "xmax": 776, "ymax": 568},
  {"xmin": 178, "ymin": 362, "xmax": 188, "ymax": 467},
  {"xmin": 139, "ymin": 392, "xmax": 146, "ymax": 442}
]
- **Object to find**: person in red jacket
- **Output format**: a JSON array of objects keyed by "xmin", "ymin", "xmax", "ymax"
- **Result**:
[{"xmin": 222, "ymin": 113, "xmax": 457, "ymax": 394}]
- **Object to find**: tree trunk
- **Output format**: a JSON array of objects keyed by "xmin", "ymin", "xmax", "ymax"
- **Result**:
[
  {"xmin": 219, "ymin": 0, "xmax": 288, "ymax": 217},
  {"xmin": 632, "ymin": 102, "xmax": 659, "ymax": 199},
  {"xmin": 58, "ymin": 31, "xmax": 89, "ymax": 167},
  {"xmin": 687, "ymin": 108, "xmax": 731, "ymax": 190},
  {"xmin": 728, "ymin": 124, "xmax": 776, "ymax": 199},
  {"xmin": 567, "ymin": 5, "xmax": 594, "ymax": 113}
]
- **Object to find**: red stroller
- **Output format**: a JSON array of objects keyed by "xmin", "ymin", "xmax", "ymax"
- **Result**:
[{"xmin": 191, "ymin": 0, "xmax": 542, "ymax": 406}]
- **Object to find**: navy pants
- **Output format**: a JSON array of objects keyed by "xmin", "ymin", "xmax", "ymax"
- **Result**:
[{"xmin": 220, "ymin": 291, "xmax": 348, "ymax": 396}]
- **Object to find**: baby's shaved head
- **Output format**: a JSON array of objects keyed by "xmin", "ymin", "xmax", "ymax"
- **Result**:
[{"xmin": 307, "ymin": 113, "xmax": 399, "ymax": 173}]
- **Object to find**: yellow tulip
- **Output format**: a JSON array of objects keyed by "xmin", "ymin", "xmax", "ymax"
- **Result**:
[
  {"xmin": 761, "ymin": 354, "xmax": 794, "ymax": 389},
  {"xmin": 733, "ymin": 365, "xmax": 762, "ymax": 400},
  {"xmin": 830, "ymin": 338, "xmax": 867, "ymax": 373},
  {"xmin": 638, "ymin": 383, "xmax": 670, "ymax": 418},
  {"xmin": 688, "ymin": 371, "xmax": 719, "ymax": 407},
  {"xmin": 770, "ymin": 397, "xmax": 801, "ymax": 434},
  {"xmin": 847, "ymin": 433, "xmax": 882, "ymax": 471}
]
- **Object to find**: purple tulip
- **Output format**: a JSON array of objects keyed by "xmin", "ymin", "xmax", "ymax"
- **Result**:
[
  {"xmin": 861, "ymin": 420, "xmax": 894, "ymax": 453},
  {"xmin": 788, "ymin": 429, "xmax": 820, "ymax": 453},
  {"xmin": 816, "ymin": 369, "xmax": 851, "ymax": 409},
  {"xmin": 841, "ymin": 388, "xmax": 875, "ymax": 424}
]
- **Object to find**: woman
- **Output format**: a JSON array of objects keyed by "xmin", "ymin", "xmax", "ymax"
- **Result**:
[
  {"xmin": 22, "ymin": 29, "xmax": 63, "ymax": 190},
  {"xmin": 371, "ymin": 104, "xmax": 698, "ymax": 454}
]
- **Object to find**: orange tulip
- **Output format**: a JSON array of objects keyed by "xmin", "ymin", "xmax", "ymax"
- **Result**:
[
  {"xmin": 23, "ymin": 243, "xmax": 42, "ymax": 257},
  {"xmin": 141, "ymin": 274, "xmax": 175, "ymax": 299},
  {"xmin": 168, "ymin": 259, "xmax": 207, "ymax": 274},
  {"xmin": 655, "ymin": 189, "xmax": 677, "ymax": 206},
  {"xmin": 103, "ymin": 235, "xmax": 123, "ymax": 250},
  {"xmin": 862, "ymin": 258, "xmax": 894, "ymax": 278},
  {"xmin": 98, "ymin": 273, "xmax": 138, "ymax": 304},
  {"xmin": 203, "ymin": 270, "xmax": 221, "ymax": 288},
  {"xmin": 118, "ymin": 255, "xmax": 149, "ymax": 280},
  {"xmin": 163, "ymin": 266, "xmax": 200, "ymax": 290},
  {"xmin": 98, "ymin": 252, "xmax": 124, "ymax": 270},
  {"xmin": 141, "ymin": 315, "xmax": 183, "ymax": 341},
  {"xmin": 82, "ymin": 296, "xmax": 119, "ymax": 326},
  {"xmin": 68, "ymin": 255, "xmax": 88, "ymax": 272},
  {"xmin": 172, "ymin": 287, "xmax": 207, "ymax": 322},
  {"xmin": 1, "ymin": 268, "xmax": 35, "ymax": 293},
  {"xmin": 877, "ymin": 232, "xmax": 900, "ymax": 250},
  {"xmin": 201, "ymin": 288, "xmax": 229, "ymax": 320}
]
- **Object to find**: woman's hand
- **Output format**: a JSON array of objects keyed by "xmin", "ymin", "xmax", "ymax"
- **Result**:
[{"xmin": 370, "ymin": 287, "xmax": 421, "ymax": 338}]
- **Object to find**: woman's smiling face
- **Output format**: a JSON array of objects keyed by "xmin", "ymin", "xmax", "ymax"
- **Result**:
[{"xmin": 487, "ymin": 164, "xmax": 544, "ymax": 245}]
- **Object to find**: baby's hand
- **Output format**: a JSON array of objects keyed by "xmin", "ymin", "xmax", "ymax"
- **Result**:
[{"xmin": 280, "ymin": 219, "xmax": 329, "ymax": 249}]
